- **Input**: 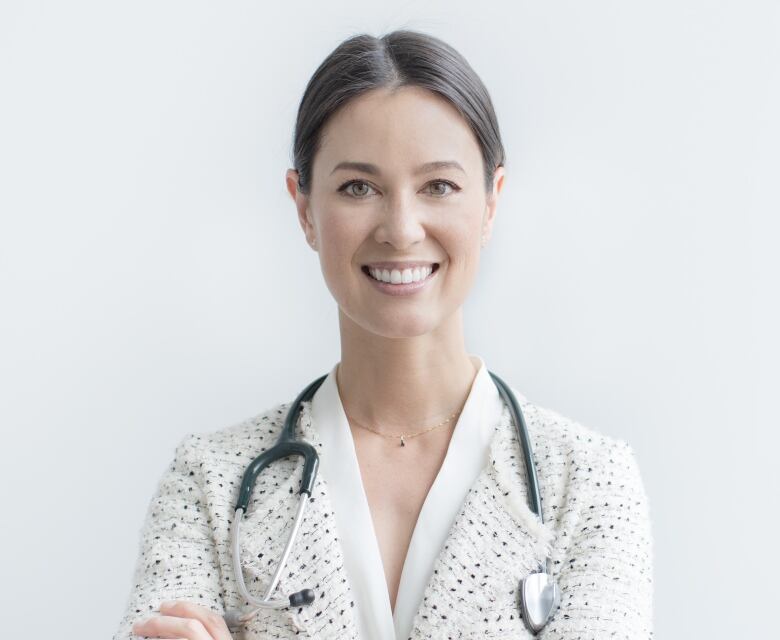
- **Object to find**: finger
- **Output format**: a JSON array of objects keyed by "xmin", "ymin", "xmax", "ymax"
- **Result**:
[
  {"xmin": 159, "ymin": 600, "xmax": 233, "ymax": 640},
  {"xmin": 132, "ymin": 613, "xmax": 213, "ymax": 640}
]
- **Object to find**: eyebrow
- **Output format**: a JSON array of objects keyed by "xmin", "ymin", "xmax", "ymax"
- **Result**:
[{"xmin": 330, "ymin": 160, "xmax": 466, "ymax": 176}]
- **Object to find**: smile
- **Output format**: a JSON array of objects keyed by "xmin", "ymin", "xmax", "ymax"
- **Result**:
[{"xmin": 360, "ymin": 263, "xmax": 440, "ymax": 296}]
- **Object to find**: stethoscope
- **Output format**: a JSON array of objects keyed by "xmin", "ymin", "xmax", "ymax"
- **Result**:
[{"xmin": 223, "ymin": 370, "xmax": 560, "ymax": 635}]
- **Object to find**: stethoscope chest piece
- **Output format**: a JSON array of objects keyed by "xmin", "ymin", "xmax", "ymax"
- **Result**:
[{"xmin": 519, "ymin": 568, "xmax": 561, "ymax": 634}]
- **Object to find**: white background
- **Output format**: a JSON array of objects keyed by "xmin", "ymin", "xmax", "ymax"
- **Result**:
[{"xmin": 1, "ymin": 1, "xmax": 777, "ymax": 638}]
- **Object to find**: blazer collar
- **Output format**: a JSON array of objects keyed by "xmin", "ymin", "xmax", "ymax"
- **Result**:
[
  {"xmin": 237, "ymin": 385, "xmax": 557, "ymax": 639},
  {"xmin": 404, "ymin": 395, "xmax": 558, "ymax": 637}
]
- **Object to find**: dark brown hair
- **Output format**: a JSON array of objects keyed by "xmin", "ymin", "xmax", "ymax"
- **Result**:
[{"xmin": 290, "ymin": 29, "xmax": 506, "ymax": 195}]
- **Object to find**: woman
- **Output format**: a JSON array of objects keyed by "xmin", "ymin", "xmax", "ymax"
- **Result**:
[{"xmin": 116, "ymin": 30, "xmax": 653, "ymax": 639}]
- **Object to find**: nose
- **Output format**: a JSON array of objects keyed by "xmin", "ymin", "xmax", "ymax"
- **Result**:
[{"xmin": 372, "ymin": 193, "xmax": 427, "ymax": 250}]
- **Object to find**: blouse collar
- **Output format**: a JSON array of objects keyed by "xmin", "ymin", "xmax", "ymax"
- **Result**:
[{"xmin": 309, "ymin": 354, "xmax": 505, "ymax": 640}]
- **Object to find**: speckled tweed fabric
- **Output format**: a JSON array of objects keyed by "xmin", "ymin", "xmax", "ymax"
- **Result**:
[{"xmin": 114, "ymin": 387, "xmax": 653, "ymax": 639}]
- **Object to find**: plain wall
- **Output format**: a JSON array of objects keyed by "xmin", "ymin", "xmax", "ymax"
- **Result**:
[{"xmin": 0, "ymin": 1, "xmax": 777, "ymax": 637}]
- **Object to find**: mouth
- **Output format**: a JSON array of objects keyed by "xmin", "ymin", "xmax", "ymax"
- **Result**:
[{"xmin": 361, "ymin": 263, "xmax": 440, "ymax": 282}]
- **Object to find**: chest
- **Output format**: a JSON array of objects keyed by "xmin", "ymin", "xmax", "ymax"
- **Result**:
[{"xmin": 350, "ymin": 427, "xmax": 454, "ymax": 610}]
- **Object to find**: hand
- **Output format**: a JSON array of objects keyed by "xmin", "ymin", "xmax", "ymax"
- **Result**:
[{"xmin": 132, "ymin": 600, "xmax": 233, "ymax": 639}]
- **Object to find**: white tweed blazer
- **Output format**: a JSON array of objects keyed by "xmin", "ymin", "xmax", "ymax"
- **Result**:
[{"xmin": 114, "ymin": 387, "xmax": 654, "ymax": 639}]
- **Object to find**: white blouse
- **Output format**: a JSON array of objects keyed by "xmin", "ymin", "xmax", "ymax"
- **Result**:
[{"xmin": 309, "ymin": 354, "xmax": 517, "ymax": 640}]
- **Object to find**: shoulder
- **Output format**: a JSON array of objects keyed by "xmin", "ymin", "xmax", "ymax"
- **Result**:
[
  {"xmin": 510, "ymin": 387, "xmax": 645, "ymax": 493},
  {"xmin": 518, "ymin": 388, "xmax": 636, "ymax": 456},
  {"xmin": 168, "ymin": 400, "xmax": 294, "ymax": 474},
  {"xmin": 498, "ymin": 390, "xmax": 652, "ymax": 563}
]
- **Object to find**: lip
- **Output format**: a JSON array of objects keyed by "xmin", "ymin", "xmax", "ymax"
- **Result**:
[
  {"xmin": 361, "ymin": 263, "xmax": 440, "ymax": 296},
  {"xmin": 363, "ymin": 261, "xmax": 439, "ymax": 270}
]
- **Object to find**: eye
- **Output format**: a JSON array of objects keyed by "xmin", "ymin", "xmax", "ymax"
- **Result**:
[
  {"xmin": 426, "ymin": 180, "xmax": 460, "ymax": 197},
  {"xmin": 336, "ymin": 178, "xmax": 461, "ymax": 199},
  {"xmin": 337, "ymin": 179, "xmax": 377, "ymax": 199}
]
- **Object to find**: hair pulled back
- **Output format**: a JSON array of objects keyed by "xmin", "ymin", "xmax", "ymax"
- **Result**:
[{"xmin": 290, "ymin": 29, "xmax": 505, "ymax": 195}]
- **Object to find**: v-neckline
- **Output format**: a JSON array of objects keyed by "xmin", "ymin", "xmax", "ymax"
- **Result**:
[{"xmin": 308, "ymin": 355, "xmax": 504, "ymax": 640}]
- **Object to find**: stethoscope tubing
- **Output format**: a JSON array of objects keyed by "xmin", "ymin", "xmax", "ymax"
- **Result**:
[
  {"xmin": 224, "ymin": 369, "xmax": 556, "ymax": 633},
  {"xmin": 488, "ymin": 370, "xmax": 544, "ymax": 524},
  {"xmin": 235, "ymin": 375, "xmax": 326, "ymax": 512}
]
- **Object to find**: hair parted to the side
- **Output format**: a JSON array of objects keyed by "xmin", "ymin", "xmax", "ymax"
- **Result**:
[{"xmin": 290, "ymin": 29, "xmax": 506, "ymax": 196}]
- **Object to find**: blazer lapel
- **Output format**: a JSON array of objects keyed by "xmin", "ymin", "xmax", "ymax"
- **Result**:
[
  {"xmin": 235, "ymin": 400, "xmax": 361, "ymax": 640},
  {"xmin": 405, "ymin": 391, "xmax": 560, "ymax": 639}
]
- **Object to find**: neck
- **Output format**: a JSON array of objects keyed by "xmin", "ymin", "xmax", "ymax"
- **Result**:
[{"xmin": 335, "ymin": 308, "xmax": 479, "ymax": 438}]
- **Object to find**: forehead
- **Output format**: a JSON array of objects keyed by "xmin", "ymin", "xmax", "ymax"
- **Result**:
[{"xmin": 316, "ymin": 85, "xmax": 482, "ymax": 175}]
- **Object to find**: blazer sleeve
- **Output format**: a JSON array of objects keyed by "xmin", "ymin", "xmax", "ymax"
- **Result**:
[
  {"xmin": 542, "ymin": 440, "xmax": 654, "ymax": 639},
  {"xmin": 113, "ymin": 433, "xmax": 225, "ymax": 640}
]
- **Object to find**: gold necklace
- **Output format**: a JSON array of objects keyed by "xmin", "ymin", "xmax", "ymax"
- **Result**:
[{"xmin": 344, "ymin": 408, "xmax": 462, "ymax": 447}]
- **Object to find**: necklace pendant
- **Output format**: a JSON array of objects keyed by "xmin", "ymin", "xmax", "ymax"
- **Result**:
[{"xmin": 400, "ymin": 435, "xmax": 405, "ymax": 447}]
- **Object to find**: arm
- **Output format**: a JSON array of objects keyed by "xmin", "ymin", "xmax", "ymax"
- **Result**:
[
  {"xmin": 113, "ymin": 434, "xmax": 225, "ymax": 640},
  {"xmin": 542, "ymin": 440, "xmax": 654, "ymax": 639}
]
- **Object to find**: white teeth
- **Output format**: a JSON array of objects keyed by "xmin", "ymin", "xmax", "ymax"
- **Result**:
[{"xmin": 368, "ymin": 265, "xmax": 433, "ymax": 284}]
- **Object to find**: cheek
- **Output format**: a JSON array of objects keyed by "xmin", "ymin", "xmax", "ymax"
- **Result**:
[
  {"xmin": 317, "ymin": 222, "xmax": 362, "ymax": 289},
  {"xmin": 442, "ymin": 227, "xmax": 482, "ymax": 270},
  {"xmin": 443, "ymin": 200, "xmax": 485, "ymax": 260}
]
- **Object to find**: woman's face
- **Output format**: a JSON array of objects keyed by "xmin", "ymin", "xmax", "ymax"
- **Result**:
[{"xmin": 286, "ymin": 85, "xmax": 504, "ymax": 339}]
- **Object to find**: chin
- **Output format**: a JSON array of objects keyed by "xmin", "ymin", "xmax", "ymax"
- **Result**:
[{"xmin": 353, "ymin": 310, "xmax": 441, "ymax": 339}]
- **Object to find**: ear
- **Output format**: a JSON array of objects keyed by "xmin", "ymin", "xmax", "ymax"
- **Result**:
[
  {"xmin": 481, "ymin": 166, "xmax": 505, "ymax": 245},
  {"xmin": 285, "ymin": 169, "xmax": 317, "ymax": 251}
]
